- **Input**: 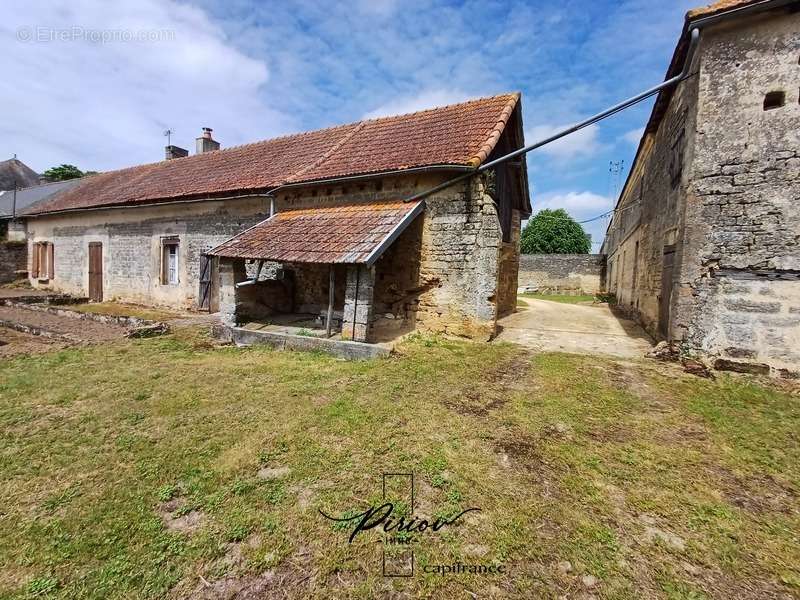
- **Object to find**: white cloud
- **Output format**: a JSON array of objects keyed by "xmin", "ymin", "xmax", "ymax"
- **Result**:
[
  {"xmin": 362, "ymin": 89, "xmax": 475, "ymax": 120},
  {"xmin": 525, "ymin": 123, "xmax": 604, "ymax": 162},
  {"xmin": 0, "ymin": 0, "xmax": 292, "ymax": 172},
  {"xmin": 534, "ymin": 190, "xmax": 613, "ymax": 215},
  {"xmin": 623, "ymin": 127, "xmax": 645, "ymax": 145}
]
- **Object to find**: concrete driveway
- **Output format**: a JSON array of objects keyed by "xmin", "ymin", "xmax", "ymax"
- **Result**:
[{"xmin": 496, "ymin": 296, "xmax": 653, "ymax": 358}]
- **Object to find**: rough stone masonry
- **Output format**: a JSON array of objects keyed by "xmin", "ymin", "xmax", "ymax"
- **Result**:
[
  {"xmin": 604, "ymin": 5, "xmax": 800, "ymax": 376},
  {"xmin": 517, "ymin": 254, "xmax": 605, "ymax": 295}
]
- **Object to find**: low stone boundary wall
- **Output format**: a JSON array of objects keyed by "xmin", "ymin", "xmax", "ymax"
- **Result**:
[
  {"xmin": 221, "ymin": 326, "xmax": 390, "ymax": 360},
  {"xmin": 1, "ymin": 293, "xmax": 83, "ymax": 305},
  {"xmin": 0, "ymin": 317, "xmax": 80, "ymax": 342},
  {"xmin": 0, "ymin": 241, "xmax": 27, "ymax": 283},
  {"xmin": 518, "ymin": 254, "xmax": 606, "ymax": 295},
  {"xmin": 4, "ymin": 300, "xmax": 151, "ymax": 328},
  {"xmin": 1, "ymin": 300, "xmax": 169, "ymax": 338}
]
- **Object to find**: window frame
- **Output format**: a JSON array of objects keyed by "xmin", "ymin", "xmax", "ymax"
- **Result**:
[
  {"xmin": 32, "ymin": 241, "xmax": 53, "ymax": 281},
  {"xmin": 160, "ymin": 237, "xmax": 180, "ymax": 285}
]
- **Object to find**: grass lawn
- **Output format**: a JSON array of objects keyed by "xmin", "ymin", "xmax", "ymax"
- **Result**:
[
  {"xmin": 62, "ymin": 302, "xmax": 183, "ymax": 322},
  {"xmin": 521, "ymin": 293, "xmax": 599, "ymax": 304},
  {"xmin": 0, "ymin": 329, "xmax": 798, "ymax": 599}
]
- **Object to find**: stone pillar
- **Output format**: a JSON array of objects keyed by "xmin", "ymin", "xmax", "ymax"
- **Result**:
[
  {"xmin": 218, "ymin": 258, "xmax": 247, "ymax": 327},
  {"xmin": 341, "ymin": 264, "xmax": 375, "ymax": 342}
]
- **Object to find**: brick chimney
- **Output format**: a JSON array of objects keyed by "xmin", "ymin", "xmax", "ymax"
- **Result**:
[
  {"xmin": 196, "ymin": 127, "xmax": 220, "ymax": 154},
  {"xmin": 165, "ymin": 145, "xmax": 189, "ymax": 160}
]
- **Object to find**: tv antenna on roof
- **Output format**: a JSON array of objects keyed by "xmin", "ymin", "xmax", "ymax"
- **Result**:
[{"xmin": 163, "ymin": 129, "xmax": 173, "ymax": 146}]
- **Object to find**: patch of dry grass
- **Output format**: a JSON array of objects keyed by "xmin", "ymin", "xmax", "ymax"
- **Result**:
[
  {"xmin": 0, "ymin": 331, "xmax": 797, "ymax": 599},
  {"xmin": 520, "ymin": 293, "xmax": 599, "ymax": 304},
  {"xmin": 63, "ymin": 301, "xmax": 183, "ymax": 322}
]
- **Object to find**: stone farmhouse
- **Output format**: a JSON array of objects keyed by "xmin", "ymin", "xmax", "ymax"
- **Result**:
[
  {"xmin": 602, "ymin": 0, "xmax": 800, "ymax": 376},
  {"xmin": 20, "ymin": 94, "xmax": 530, "ymax": 343}
]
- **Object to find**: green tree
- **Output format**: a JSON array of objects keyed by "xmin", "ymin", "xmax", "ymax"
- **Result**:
[
  {"xmin": 42, "ymin": 164, "xmax": 84, "ymax": 181},
  {"xmin": 520, "ymin": 208, "xmax": 591, "ymax": 254}
]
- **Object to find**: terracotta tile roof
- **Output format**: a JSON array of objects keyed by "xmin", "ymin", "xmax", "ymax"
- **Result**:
[
  {"xmin": 687, "ymin": 0, "xmax": 763, "ymax": 19},
  {"xmin": 25, "ymin": 93, "xmax": 520, "ymax": 216},
  {"xmin": 209, "ymin": 200, "xmax": 423, "ymax": 264}
]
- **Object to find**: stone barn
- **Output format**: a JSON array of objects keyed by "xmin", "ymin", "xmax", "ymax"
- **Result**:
[
  {"xmin": 20, "ymin": 94, "xmax": 531, "ymax": 343},
  {"xmin": 602, "ymin": 0, "xmax": 800, "ymax": 376}
]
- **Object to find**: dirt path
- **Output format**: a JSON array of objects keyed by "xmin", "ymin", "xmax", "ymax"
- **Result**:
[
  {"xmin": 0, "ymin": 327, "xmax": 69, "ymax": 357},
  {"xmin": 496, "ymin": 297, "xmax": 653, "ymax": 358},
  {"xmin": 0, "ymin": 305, "xmax": 128, "ymax": 343}
]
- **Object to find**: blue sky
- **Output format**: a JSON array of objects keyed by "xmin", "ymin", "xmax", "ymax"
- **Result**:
[{"xmin": 2, "ymin": 0, "xmax": 699, "ymax": 246}]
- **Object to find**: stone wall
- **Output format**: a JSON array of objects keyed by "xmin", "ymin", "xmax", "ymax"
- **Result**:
[
  {"xmin": 518, "ymin": 254, "xmax": 605, "ymax": 295},
  {"xmin": 25, "ymin": 166, "xmax": 523, "ymax": 340},
  {"xmin": 496, "ymin": 211, "xmax": 521, "ymax": 316},
  {"xmin": 372, "ymin": 214, "xmax": 423, "ymax": 339},
  {"xmin": 0, "ymin": 240, "xmax": 26, "ymax": 282},
  {"xmin": 220, "ymin": 259, "xmax": 294, "ymax": 324},
  {"xmin": 604, "ymin": 36, "xmax": 701, "ymax": 338},
  {"xmin": 415, "ymin": 175, "xmax": 508, "ymax": 341},
  {"xmin": 273, "ymin": 171, "xmax": 516, "ymax": 341},
  {"xmin": 676, "ymin": 10, "xmax": 800, "ymax": 375},
  {"xmin": 603, "ymin": 7, "xmax": 800, "ymax": 375},
  {"xmin": 25, "ymin": 197, "xmax": 270, "ymax": 307}
]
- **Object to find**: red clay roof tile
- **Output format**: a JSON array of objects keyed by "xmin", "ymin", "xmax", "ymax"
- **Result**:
[
  {"xmin": 25, "ymin": 93, "xmax": 520, "ymax": 216},
  {"xmin": 209, "ymin": 200, "xmax": 422, "ymax": 264},
  {"xmin": 687, "ymin": 0, "xmax": 763, "ymax": 19}
]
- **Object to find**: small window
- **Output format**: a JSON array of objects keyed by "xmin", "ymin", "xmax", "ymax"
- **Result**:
[
  {"xmin": 763, "ymin": 91, "xmax": 786, "ymax": 110},
  {"xmin": 161, "ymin": 238, "xmax": 180, "ymax": 285}
]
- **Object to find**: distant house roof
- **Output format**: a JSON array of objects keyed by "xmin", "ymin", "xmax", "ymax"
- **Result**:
[
  {"xmin": 24, "ymin": 93, "xmax": 523, "ymax": 216},
  {"xmin": 0, "ymin": 178, "xmax": 84, "ymax": 218},
  {"xmin": 209, "ymin": 200, "xmax": 424, "ymax": 265},
  {"xmin": 0, "ymin": 158, "xmax": 40, "ymax": 191}
]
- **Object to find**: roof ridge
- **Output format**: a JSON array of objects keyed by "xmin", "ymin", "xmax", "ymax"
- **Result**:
[
  {"xmin": 356, "ymin": 92, "xmax": 519, "ymax": 125},
  {"xmin": 285, "ymin": 120, "xmax": 369, "ymax": 183},
  {"xmin": 36, "ymin": 93, "xmax": 521, "ymax": 184},
  {"xmin": 223, "ymin": 93, "xmax": 519, "ymax": 152},
  {"xmin": 467, "ymin": 92, "xmax": 520, "ymax": 168},
  {"xmin": 15, "ymin": 177, "xmax": 85, "ymax": 192},
  {"xmin": 70, "ymin": 121, "xmax": 363, "ymax": 182},
  {"xmin": 24, "ymin": 92, "xmax": 526, "ymax": 215}
]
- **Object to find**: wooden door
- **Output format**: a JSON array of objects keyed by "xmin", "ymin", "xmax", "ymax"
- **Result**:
[
  {"xmin": 88, "ymin": 243, "xmax": 103, "ymax": 302},
  {"xmin": 659, "ymin": 245, "xmax": 676, "ymax": 338},
  {"xmin": 198, "ymin": 254, "xmax": 213, "ymax": 311}
]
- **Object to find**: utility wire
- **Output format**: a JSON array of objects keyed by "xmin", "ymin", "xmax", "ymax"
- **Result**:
[{"xmin": 528, "ymin": 198, "xmax": 639, "ymax": 226}]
